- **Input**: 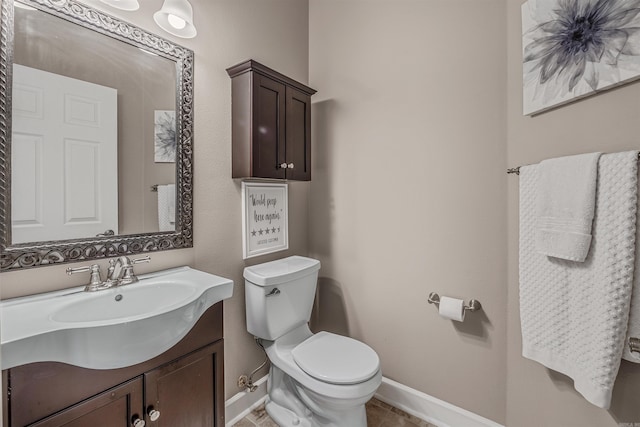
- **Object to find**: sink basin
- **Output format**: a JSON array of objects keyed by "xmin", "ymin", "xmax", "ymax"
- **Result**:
[
  {"xmin": 51, "ymin": 282, "xmax": 198, "ymax": 324},
  {"xmin": 1, "ymin": 266, "xmax": 233, "ymax": 370}
]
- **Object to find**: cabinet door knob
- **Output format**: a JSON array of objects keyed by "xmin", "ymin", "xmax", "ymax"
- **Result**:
[
  {"xmin": 132, "ymin": 416, "xmax": 146, "ymax": 427},
  {"xmin": 287, "ymin": 163, "xmax": 295, "ymax": 169},
  {"xmin": 279, "ymin": 163, "xmax": 288, "ymax": 169},
  {"xmin": 148, "ymin": 407, "xmax": 161, "ymax": 421}
]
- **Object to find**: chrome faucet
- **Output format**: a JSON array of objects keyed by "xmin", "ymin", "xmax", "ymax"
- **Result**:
[
  {"xmin": 66, "ymin": 264, "xmax": 110, "ymax": 292},
  {"xmin": 66, "ymin": 256, "xmax": 151, "ymax": 291},
  {"xmin": 107, "ymin": 256, "xmax": 151, "ymax": 286}
]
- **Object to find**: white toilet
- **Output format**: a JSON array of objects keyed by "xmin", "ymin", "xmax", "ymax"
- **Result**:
[{"xmin": 244, "ymin": 256, "xmax": 382, "ymax": 427}]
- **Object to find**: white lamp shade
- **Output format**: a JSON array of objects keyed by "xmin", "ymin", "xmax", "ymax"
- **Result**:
[
  {"xmin": 153, "ymin": 0, "xmax": 197, "ymax": 39},
  {"xmin": 100, "ymin": 0, "xmax": 140, "ymax": 11}
]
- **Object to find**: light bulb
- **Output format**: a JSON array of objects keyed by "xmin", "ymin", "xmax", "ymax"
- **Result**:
[{"xmin": 167, "ymin": 14, "xmax": 187, "ymax": 30}]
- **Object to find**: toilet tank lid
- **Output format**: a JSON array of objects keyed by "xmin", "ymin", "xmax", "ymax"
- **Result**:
[{"xmin": 243, "ymin": 256, "xmax": 321, "ymax": 287}]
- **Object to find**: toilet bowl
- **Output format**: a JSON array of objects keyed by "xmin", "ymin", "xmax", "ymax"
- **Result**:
[{"xmin": 244, "ymin": 256, "xmax": 382, "ymax": 427}]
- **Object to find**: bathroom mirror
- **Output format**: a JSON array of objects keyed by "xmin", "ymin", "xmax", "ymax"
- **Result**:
[{"xmin": 0, "ymin": 0, "xmax": 195, "ymax": 271}]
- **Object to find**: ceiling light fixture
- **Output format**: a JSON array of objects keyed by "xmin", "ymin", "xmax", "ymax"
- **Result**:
[
  {"xmin": 99, "ymin": 0, "xmax": 140, "ymax": 11},
  {"xmin": 153, "ymin": 0, "xmax": 197, "ymax": 39}
]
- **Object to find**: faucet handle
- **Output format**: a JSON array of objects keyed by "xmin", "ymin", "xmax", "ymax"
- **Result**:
[
  {"xmin": 131, "ymin": 256, "xmax": 151, "ymax": 265},
  {"xmin": 117, "ymin": 256, "xmax": 151, "ymax": 286},
  {"xmin": 66, "ymin": 265, "xmax": 90, "ymax": 276},
  {"xmin": 66, "ymin": 264, "xmax": 106, "ymax": 291}
]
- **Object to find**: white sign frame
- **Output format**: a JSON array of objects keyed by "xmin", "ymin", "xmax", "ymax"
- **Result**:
[{"xmin": 242, "ymin": 182, "xmax": 289, "ymax": 259}]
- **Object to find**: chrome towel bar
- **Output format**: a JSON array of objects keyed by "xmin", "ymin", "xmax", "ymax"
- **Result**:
[{"xmin": 507, "ymin": 152, "xmax": 640, "ymax": 175}]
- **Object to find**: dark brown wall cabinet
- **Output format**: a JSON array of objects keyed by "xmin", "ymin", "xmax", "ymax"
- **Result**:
[
  {"xmin": 3, "ymin": 303, "xmax": 225, "ymax": 427},
  {"xmin": 227, "ymin": 60, "xmax": 317, "ymax": 181}
]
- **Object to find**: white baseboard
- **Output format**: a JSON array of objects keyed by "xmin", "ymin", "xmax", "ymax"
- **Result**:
[
  {"xmin": 225, "ymin": 375, "xmax": 268, "ymax": 427},
  {"xmin": 375, "ymin": 377, "xmax": 504, "ymax": 427},
  {"xmin": 225, "ymin": 375, "xmax": 504, "ymax": 427}
]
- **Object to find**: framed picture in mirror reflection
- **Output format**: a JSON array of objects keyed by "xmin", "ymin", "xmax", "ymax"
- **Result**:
[{"xmin": 154, "ymin": 110, "xmax": 176, "ymax": 162}]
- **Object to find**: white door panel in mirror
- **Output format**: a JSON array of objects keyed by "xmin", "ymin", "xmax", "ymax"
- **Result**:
[{"xmin": 12, "ymin": 64, "xmax": 118, "ymax": 243}]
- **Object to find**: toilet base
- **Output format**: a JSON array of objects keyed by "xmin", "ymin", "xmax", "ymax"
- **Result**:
[
  {"xmin": 265, "ymin": 397, "xmax": 367, "ymax": 427},
  {"xmin": 265, "ymin": 365, "xmax": 368, "ymax": 427},
  {"xmin": 265, "ymin": 398, "xmax": 312, "ymax": 427}
]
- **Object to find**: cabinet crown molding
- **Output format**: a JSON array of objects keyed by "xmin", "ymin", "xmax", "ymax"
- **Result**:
[{"xmin": 226, "ymin": 59, "xmax": 317, "ymax": 96}]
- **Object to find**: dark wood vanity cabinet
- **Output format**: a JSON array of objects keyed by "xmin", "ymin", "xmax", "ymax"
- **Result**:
[
  {"xmin": 227, "ymin": 60, "xmax": 316, "ymax": 181},
  {"xmin": 26, "ymin": 378, "xmax": 145, "ymax": 427},
  {"xmin": 144, "ymin": 343, "xmax": 219, "ymax": 427},
  {"xmin": 3, "ymin": 303, "xmax": 225, "ymax": 427}
]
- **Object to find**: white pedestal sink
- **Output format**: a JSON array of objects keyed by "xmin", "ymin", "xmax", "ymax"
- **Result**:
[{"xmin": 1, "ymin": 266, "xmax": 233, "ymax": 370}]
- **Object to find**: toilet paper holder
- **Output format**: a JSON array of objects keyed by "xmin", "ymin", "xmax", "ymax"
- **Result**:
[{"xmin": 428, "ymin": 292, "xmax": 482, "ymax": 313}]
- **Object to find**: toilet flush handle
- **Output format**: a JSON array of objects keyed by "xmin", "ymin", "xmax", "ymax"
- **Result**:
[{"xmin": 266, "ymin": 288, "xmax": 280, "ymax": 297}]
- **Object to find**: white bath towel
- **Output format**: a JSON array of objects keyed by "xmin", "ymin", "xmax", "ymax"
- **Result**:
[
  {"xmin": 157, "ymin": 184, "xmax": 176, "ymax": 232},
  {"xmin": 623, "ymin": 165, "xmax": 640, "ymax": 363},
  {"xmin": 519, "ymin": 151, "xmax": 639, "ymax": 409},
  {"xmin": 535, "ymin": 152, "xmax": 601, "ymax": 262}
]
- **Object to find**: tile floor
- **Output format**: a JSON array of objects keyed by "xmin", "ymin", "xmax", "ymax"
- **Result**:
[{"xmin": 232, "ymin": 398, "xmax": 436, "ymax": 427}]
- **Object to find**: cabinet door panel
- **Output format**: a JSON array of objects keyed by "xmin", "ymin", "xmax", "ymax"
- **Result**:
[
  {"xmin": 285, "ymin": 87, "xmax": 311, "ymax": 181},
  {"xmin": 253, "ymin": 75, "xmax": 286, "ymax": 179},
  {"xmin": 27, "ymin": 377, "xmax": 143, "ymax": 427},
  {"xmin": 144, "ymin": 341, "xmax": 224, "ymax": 427}
]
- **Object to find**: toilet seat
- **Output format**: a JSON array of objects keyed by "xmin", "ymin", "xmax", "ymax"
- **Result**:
[{"xmin": 291, "ymin": 331, "xmax": 380, "ymax": 385}]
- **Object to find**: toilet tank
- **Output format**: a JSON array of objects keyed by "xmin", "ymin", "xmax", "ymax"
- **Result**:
[{"xmin": 244, "ymin": 256, "xmax": 321, "ymax": 340}]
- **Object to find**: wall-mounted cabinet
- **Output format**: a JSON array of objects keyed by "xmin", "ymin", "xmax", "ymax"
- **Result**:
[
  {"xmin": 227, "ymin": 60, "xmax": 317, "ymax": 181},
  {"xmin": 3, "ymin": 304, "xmax": 225, "ymax": 427}
]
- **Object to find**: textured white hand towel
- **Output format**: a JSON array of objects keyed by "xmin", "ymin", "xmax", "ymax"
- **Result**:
[
  {"xmin": 623, "ymin": 165, "xmax": 640, "ymax": 363},
  {"xmin": 157, "ymin": 184, "xmax": 176, "ymax": 231},
  {"xmin": 519, "ymin": 151, "xmax": 639, "ymax": 409},
  {"xmin": 535, "ymin": 152, "xmax": 601, "ymax": 262}
]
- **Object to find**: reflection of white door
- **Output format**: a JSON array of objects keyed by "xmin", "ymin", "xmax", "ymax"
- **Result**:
[{"xmin": 11, "ymin": 64, "xmax": 118, "ymax": 244}]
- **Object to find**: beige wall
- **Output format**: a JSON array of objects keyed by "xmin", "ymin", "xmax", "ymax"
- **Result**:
[
  {"xmin": 1, "ymin": 0, "xmax": 310, "ymax": 403},
  {"xmin": 505, "ymin": 1, "xmax": 640, "ymax": 426},
  {"xmin": 308, "ymin": 0, "xmax": 508, "ymax": 423}
]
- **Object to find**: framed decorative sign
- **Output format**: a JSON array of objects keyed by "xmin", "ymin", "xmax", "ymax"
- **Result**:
[
  {"xmin": 242, "ymin": 182, "xmax": 289, "ymax": 259},
  {"xmin": 522, "ymin": 0, "xmax": 640, "ymax": 115}
]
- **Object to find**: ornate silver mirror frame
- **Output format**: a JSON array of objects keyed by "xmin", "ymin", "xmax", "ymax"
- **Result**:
[{"xmin": 0, "ymin": 0, "xmax": 194, "ymax": 271}]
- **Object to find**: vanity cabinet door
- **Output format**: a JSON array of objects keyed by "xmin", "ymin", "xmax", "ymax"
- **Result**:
[
  {"xmin": 27, "ymin": 377, "xmax": 144, "ymax": 427},
  {"xmin": 143, "ymin": 341, "xmax": 224, "ymax": 427}
]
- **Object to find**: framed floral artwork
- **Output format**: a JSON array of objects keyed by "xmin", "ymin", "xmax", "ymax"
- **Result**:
[
  {"xmin": 522, "ymin": 0, "xmax": 640, "ymax": 115},
  {"xmin": 154, "ymin": 110, "xmax": 176, "ymax": 162}
]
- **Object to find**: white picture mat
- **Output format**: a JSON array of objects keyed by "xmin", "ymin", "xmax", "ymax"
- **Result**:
[{"xmin": 241, "ymin": 182, "xmax": 289, "ymax": 259}]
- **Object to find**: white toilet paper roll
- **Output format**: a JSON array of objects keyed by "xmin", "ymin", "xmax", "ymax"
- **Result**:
[{"xmin": 438, "ymin": 296, "xmax": 466, "ymax": 322}]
